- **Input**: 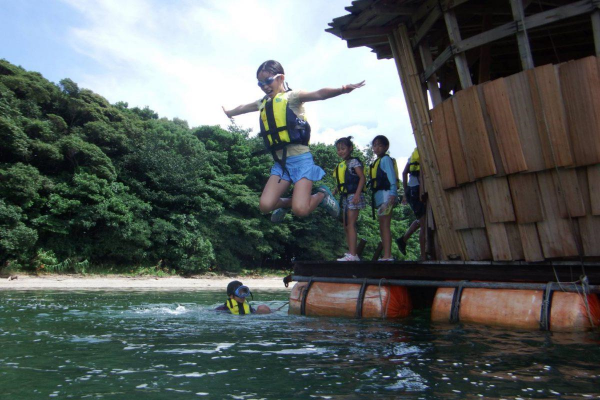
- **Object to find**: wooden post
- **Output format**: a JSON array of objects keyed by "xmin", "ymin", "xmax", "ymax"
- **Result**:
[
  {"xmin": 443, "ymin": 9, "xmax": 473, "ymax": 89},
  {"xmin": 388, "ymin": 25, "xmax": 466, "ymax": 260},
  {"xmin": 510, "ymin": 0, "xmax": 535, "ymax": 70},
  {"xmin": 419, "ymin": 40, "xmax": 443, "ymax": 107}
]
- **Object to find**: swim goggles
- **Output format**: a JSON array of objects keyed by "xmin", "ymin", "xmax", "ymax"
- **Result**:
[
  {"xmin": 257, "ymin": 74, "xmax": 281, "ymax": 87},
  {"xmin": 234, "ymin": 285, "xmax": 252, "ymax": 298}
]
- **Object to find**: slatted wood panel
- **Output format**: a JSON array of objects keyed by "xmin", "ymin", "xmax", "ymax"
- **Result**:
[
  {"xmin": 559, "ymin": 56, "xmax": 600, "ymax": 166},
  {"xmin": 442, "ymin": 99, "xmax": 471, "ymax": 185},
  {"xmin": 430, "ymin": 105, "xmax": 457, "ymax": 189},
  {"xmin": 529, "ymin": 64, "xmax": 574, "ymax": 168},
  {"xmin": 536, "ymin": 171, "xmax": 580, "ymax": 258},
  {"xmin": 518, "ymin": 223, "xmax": 545, "ymax": 262},
  {"xmin": 478, "ymin": 176, "xmax": 516, "ymax": 223},
  {"xmin": 550, "ymin": 169, "xmax": 586, "ymax": 218},
  {"xmin": 482, "ymin": 78, "xmax": 528, "ymax": 174},
  {"xmin": 452, "ymin": 86, "xmax": 497, "ymax": 179},
  {"xmin": 505, "ymin": 71, "xmax": 547, "ymax": 172},
  {"xmin": 588, "ymin": 164, "xmax": 600, "ymax": 216},
  {"xmin": 462, "ymin": 183, "xmax": 486, "ymax": 228},
  {"xmin": 460, "ymin": 229, "xmax": 492, "ymax": 261},
  {"xmin": 576, "ymin": 167, "xmax": 600, "ymax": 256},
  {"xmin": 476, "ymin": 84, "xmax": 508, "ymax": 177},
  {"xmin": 476, "ymin": 180, "xmax": 513, "ymax": 261},
  {"xmin": 447, "ymin": 187, "xmax": 469, "ymax": 230},
  {"xmin": 505, "ymin": 222, "xmax": 525, "ymax": 261},
  {"xmin": 507, "ymin": 173, "xmax": 544, "ymax": 223}
]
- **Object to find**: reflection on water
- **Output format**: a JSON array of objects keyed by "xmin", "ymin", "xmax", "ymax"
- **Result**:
[{"xmin": 0, "ymin": 290, "xmax": 599, "ymax": 399}]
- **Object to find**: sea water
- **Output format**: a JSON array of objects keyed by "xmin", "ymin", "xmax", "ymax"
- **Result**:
[{"xmin": 0, "ymin": 290, "xmax": 599, "ymax": 399}]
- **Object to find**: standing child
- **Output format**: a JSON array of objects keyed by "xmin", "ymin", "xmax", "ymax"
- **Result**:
[
  {"xmin": 333, "ymin": 137, "xmax": 366, "ymax": 261},
  {"xmin": 222, "ymin": 60, "xmax": 365, "ymax": 222},
  {"xmin": 368, "ymin": 135, "xmax": 398, "ymax": 261}
]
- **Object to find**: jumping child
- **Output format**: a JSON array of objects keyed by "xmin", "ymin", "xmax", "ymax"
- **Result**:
[
  {"xmin": 222, "ymin": 60, "xmax": 365, "ymax": 222},
  {"xmin": 333, "ymin": 136, "xmax": 366, "ymax": 261},
  {"xmin": 368, "ymin": 135, "xmax": 398, "ymax": 261}
]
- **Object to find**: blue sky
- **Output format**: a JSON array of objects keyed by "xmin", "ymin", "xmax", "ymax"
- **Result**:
[{"xmin": 1, "ymin": 0, "xmax": 415, "ymax": 164}]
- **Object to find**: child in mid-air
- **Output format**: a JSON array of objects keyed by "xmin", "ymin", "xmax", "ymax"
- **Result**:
[
  {"xmin": 222, "ymin": 60, "xmax": 364, "ymax": 223},
  {"xmin": 368, "ymin": 135, "xmax": 398, "ymax": 261},
  {"xmin": 333, "ymin": 136, "xmax": 366, "ymax": 261}
]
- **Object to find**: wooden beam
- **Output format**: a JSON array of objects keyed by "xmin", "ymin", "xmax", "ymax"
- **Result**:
[
  {"xmin": 510, "ymin": 0, "xmax": 535, "ymax": 70},
  {"xmin": 421, "ymin": 0, "xmax": 595, "ymax": 81},
  {"xmin": 389, "ymin": 25, "xmax": 466, "ymax": 260},
  {"xmin": 419, "ymin": 41, "xmax": 443, "ymax": 107},
  {"xmin": 412, "ymin": 0, "xmax": 443, "ymax": 24},
  {"xmin": 411, "ymin": 3, "xmax": 443, "ymax": 49},
  {"xmin": 444, "ymin": 9, "xmax": 473, "ymax": 88},
  {"xmin": 340, "ymin": 26, "xmax": 394, "ymax": 40},
  {"xmin": 347, "ymin": 35, "xmax": 390, "ymax": 48},
  {"xmin": 371, "ymin": 4, "xmax": 416, "ymax": 15}
]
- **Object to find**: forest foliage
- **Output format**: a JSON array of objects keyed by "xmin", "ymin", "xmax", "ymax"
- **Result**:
[{"xmin": 0, "ymin": 59, "xmax": 420, "ymax": 273}]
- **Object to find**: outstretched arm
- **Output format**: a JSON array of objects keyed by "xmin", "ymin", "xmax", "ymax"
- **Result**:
[
  {"xmin": 222, "ymin": 102, "xmax": 259, "ymax": 118},
  {"xmin": 298, "ymin": 81, "xmax": 365, "ymax": 102}
]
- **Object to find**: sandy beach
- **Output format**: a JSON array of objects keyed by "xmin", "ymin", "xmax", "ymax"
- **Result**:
[{"xmin": 0, "ymin": 274, "xmax": 291, "ymax": 291}]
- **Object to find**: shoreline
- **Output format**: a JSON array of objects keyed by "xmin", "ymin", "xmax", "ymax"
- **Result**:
[{"xmin": 0, "ymin": 274, "xmax": 290, "ymax": 291}]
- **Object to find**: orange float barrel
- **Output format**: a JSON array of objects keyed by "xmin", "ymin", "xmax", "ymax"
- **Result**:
[
  {"xmin": 289, "ymin": 282, "xmax": 412, "ymax": 318},
  {"xmin": 431, "ymin": 286, "xmax": 600, "ymax": 331}
]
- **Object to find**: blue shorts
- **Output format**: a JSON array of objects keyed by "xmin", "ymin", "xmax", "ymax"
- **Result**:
[{"xmin": 270, "ymin": 152, "xmax": 325, "ymax": 183}]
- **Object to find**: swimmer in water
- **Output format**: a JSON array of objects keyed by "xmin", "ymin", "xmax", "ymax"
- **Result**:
[{"xmin": 214, "ymin": 280, "xmax": 272, "ymax": 315}]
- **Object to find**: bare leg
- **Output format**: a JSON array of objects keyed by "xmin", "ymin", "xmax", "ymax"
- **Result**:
[
  {"xmin": 291, "ymin": 178, "xmax": 324, "ymax": 217},
  {"xmin": 345, "ymin": 209, "xmax": 359, "ymax": 255},
  {"xmin": 403, "ymin": 219, "xmax": 420, "ymax": 242},
  {"xmin": 259, "ymin": 175, "xmax": 292, "ymax": 214},
  {"xmin": 378, "ymin": 213, "xmax": 393, "ymax": 259}
]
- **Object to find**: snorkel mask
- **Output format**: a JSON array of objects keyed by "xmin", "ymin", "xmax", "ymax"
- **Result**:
[{"xmin": 233, "ymin": 285, "xmax": 252, "ymax": 299}]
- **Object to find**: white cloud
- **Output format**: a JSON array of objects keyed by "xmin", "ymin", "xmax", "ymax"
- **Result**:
[{"xmin": 57, "ymin": 0, "xmax": 415, "ymax": 159}]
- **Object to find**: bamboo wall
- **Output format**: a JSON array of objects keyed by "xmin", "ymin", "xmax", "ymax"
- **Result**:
[{"xmin": 429, "ymin": 56, "xmax": 600, "ymax": 261}]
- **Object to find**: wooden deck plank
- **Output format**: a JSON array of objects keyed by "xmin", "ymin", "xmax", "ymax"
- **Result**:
[
  {"xmin": 559, "ymin": 56, "xmax": 600, "ymax": 166},
  {"xmin": 482, "ymin": 78, "xmax": 528, "ymax": 174},
  {"xmin": 430, "ymin": 104, "xmax": 457, "ymax": 189},
  {"xmin": 293, "ymin": 261, "xmax": 600, "ymax": 284},
  {"xmin": 508, "ymin": 173, "xmax": 544, "ymax": 223}
]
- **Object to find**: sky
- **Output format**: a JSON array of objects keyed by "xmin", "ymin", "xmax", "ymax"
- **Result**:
[{"xmin": 0, "ymin": 0, "xmax": 415, "ymax": 165}]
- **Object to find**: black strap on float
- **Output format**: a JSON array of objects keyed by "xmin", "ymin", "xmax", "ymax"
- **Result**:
[
  {"xmin": 450, "ymin": 280, "xmax": 468, "ymax": 323},
  {"xmin": 355, "ymin": 279, "xmax": 368, "ymax": 319},
  {"xmin": 300, "ymin": 278, "xmax": 314, "ymax": 316},
  {"xmin": 540, "ymin": 282, "xmax": 555, "ymax": 331}
]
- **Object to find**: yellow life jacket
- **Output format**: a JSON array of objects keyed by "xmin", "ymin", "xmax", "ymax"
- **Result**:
[
  {"xmin": 333, "ymin": 158, "xmax": 363, "ymax": 195},
  {"xmin": 225, "ymin": 299, "xmax": 252, "ymax": 315},
  {"xmin": 368, "ymin": 155, "xmax": 399, "ymax": 192},
  {"xmin": 409, "ymin": 148, "xmax": 420, "ymax": 175},
  {"xmin": 258, "ymin": 92, "xmax": 310, "ymax": 151}
]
